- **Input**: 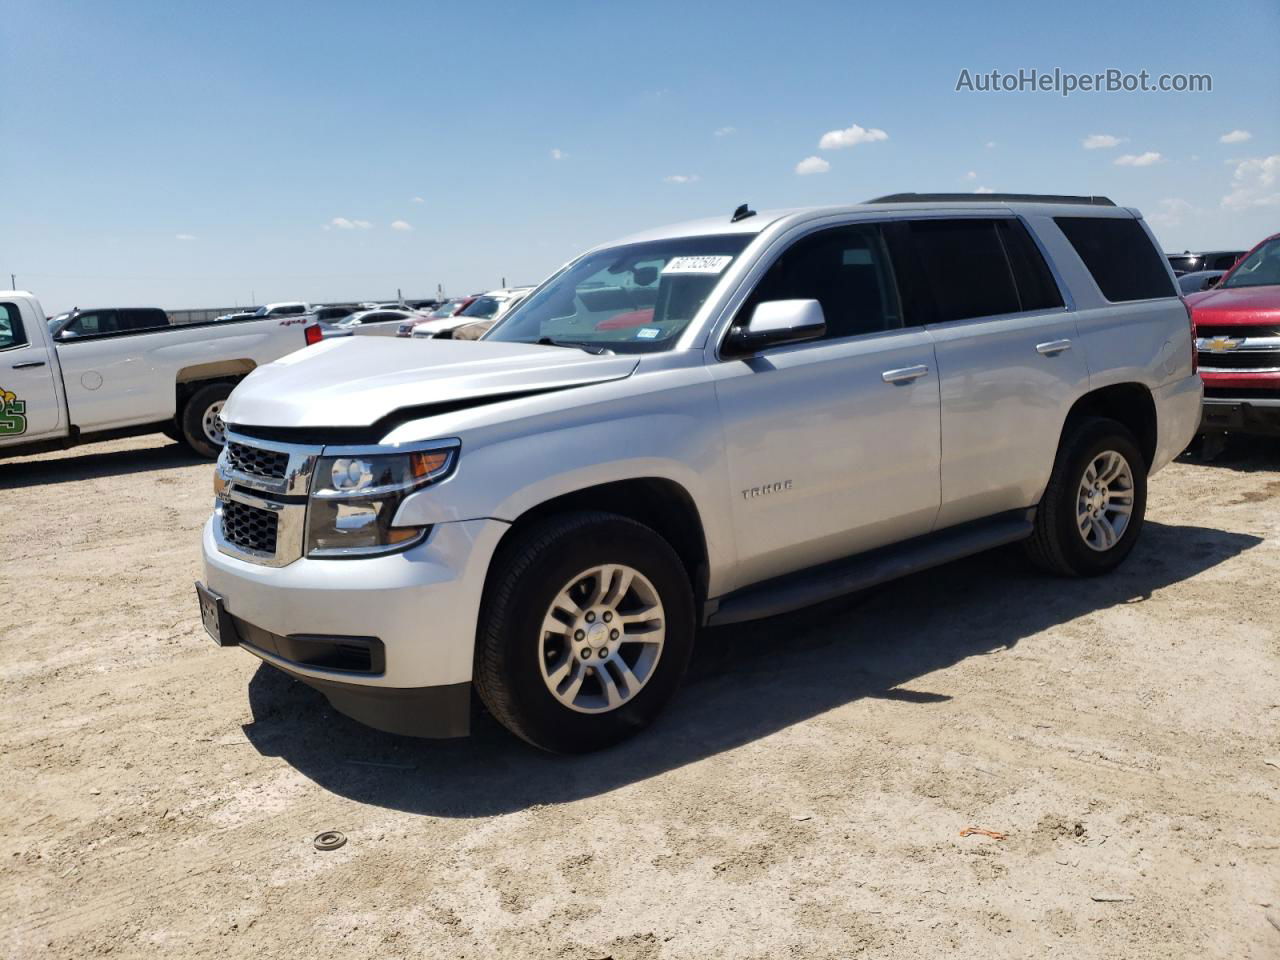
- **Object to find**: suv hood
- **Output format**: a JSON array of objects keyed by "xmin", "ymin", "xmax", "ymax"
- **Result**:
[
  {"xmin": 222, "ymin": 338, "xmax": 639, "ymax": 429},
  {"xmin": 1188, "ymin": 284, "xmax": 1280, "ymax": 326}
]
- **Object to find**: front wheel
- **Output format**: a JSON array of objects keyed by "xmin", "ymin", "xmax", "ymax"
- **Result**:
[
  {"xmin": 474, "ymin": 512, "xmax": 695, "ymax": 753},
  {"xmin": 179, "ymin": 382, "xmax": 234, "ymax": 459},
  {"xmin": 1025, "ymin": 416, "xmax": 1148, "ymax": 577}
]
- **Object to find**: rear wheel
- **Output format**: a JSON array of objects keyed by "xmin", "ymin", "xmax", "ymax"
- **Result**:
[
  {"xmin": 1025, "ymin": 416, "xmax": 1147, "ymax": 577},
  {"xmin": 474, "ymin": 511, "xmax": 695, "ymax": 753},
  {"xmin": 179, "ymin": 382, "xmax": 233, "ymax": 459}
]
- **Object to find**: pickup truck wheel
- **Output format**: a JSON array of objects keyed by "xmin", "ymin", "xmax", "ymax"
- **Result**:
[
  {"xmin": 180, "ymin": 383, "xmax": 233, "ymax": 459},
  {"xmin": 474, "ymin": 511, "xmax": 695, "ymax": 753},
  {"xmin": 1025, "ymin": 416, "xmax": 1147, "ymax": 577}
]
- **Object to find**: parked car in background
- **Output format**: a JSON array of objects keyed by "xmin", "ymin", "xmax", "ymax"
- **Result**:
[
  {"xmin": 410, "ymin": 288, "xmax": 532, "ymax": 339},
  {"xmin": 312, "ymin": 305, "xmax": 360, "ymax": 324},
  {"xmin": 215, "ymin": 309, "xmax": 262, "ymax": 322},
  {"xmin": 407, "ymin": 299, "xmax": 441, "ymax": 312},
  {"xmin": 200, "ymin": 194, "xmax": 1200, "ymax": 752},
  {"xmin": 448, "ymin": 319, "xmax": 495, "ymax": 340},
  {"xmin": 1189, "ymin": 232, "xmax": 1280, "ymax": 440},
  {"xmin": 1167, "ymin": 250, "xmax": 1245, "ymax": 275},
  {"xmin": 337, "ymin": 308, "xmax": 422, "ymax": 337},
  {"xmin": 396, "ymin": 296, "xmax": 477, "ymax": 337},
  {"xmin": 1178, "ymin": 270, "xmax": 1225, "ymax": 295},
  {"xmin": 252, "ymin": 301, "xmax": 313, "ymax": 319},
  {"xmin": 1, "ymin": 291, "xmax": 323, "ymax": 460},
  {"xmin": 50, "ymin": 307, "xmax": 170, "ymax": 338}
]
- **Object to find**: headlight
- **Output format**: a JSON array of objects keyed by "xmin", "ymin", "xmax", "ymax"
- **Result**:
[{"xmin": 305, "ymin": 445, "xmax": 457, "ymax": 558}]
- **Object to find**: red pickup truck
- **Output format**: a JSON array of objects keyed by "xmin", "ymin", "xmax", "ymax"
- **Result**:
[{"xmin": 1189, "ymin": 232, "xmax": 1280, "ymax": 439}]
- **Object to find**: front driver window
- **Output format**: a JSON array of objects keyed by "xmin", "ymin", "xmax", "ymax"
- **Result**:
[{"xmin": 736, "ymin": 224, "xmax": 902, "ymax": 341}]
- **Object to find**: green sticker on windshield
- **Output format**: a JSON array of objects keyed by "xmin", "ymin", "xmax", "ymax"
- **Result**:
[{"xmin": 0, "ymin": 387, "xmax": 26, "ymax": 437}]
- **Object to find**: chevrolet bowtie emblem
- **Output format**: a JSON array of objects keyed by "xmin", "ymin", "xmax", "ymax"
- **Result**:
[{"xmin": 1204, "ymin": 336, "xmax": 1243, "ymax": 352}]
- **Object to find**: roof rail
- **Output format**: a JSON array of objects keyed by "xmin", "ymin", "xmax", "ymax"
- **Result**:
[{"xmin": 868, "ymin": 192, "xmax": 1116, "ymax": 207}]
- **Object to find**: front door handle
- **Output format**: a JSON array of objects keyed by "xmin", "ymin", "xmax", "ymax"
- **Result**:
[
  {"xmin": 11, "ymin": 360, "xmax": 46, "ymax": 369},
  {"xmin": 882, "ymin": 364, "xmax": 929, "ymax": 384},
  {"xmin": 1036, "ymin": 339, "xmax": 1072, "ymax": 356}
]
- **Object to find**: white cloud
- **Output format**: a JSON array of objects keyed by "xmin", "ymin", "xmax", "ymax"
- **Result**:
[
  {"xmin": 714, "ymin": 126, "xmax": 736, "ymax": 137},
  {"xmin": 1147, "ymin": 197, "xmax": 1195, "ymax": 229},
  {"xmin": 411, "ymin": 196, "xmax": 424, "ymax": 203},
  {"xmin": 663, "ymin": 174, "xmax": 700, "ymax": 184},
  {"xmin": 963, "ymin": 170, "xmax": 977, "ymax": 181},
  {"xmin": 974, "ymin": 186, "xmax": 996, "ymax": 194},
  {"xmin": 329, "ymin": 217, "xmax": 372, "ymax": 230},
  {"xmin": 795, "ymin": 156, "xmax": 830, "ymax": 176},
  {"xmin": 1219, "ymin": 129, "xmax": 1252, "ymax": 144},
  {"xmin": 985, "ymin": 141, "xmax": 997, "ymax": 149},
  {"xmin": 175, "ymin": 233, "xmax": 196, "ymax": 241},
  {"xmin": 1221, "ymin": 154, "xmax": 1280, "ymax": 210},
  {"xmin": 1083, "ymin": 133, "xmax": 1124, "ymax": 150},
  {"xmin": 550, "ymin": 148, "xmax": 566, "ymax": 160},
  {"xmin": 390, "ymin": 220, "xmax": 413, "ymax": 232},
  {"xmin": 818, "ymin": 123, "xmax": 888, "ymax": 150},
  {"xmin": 1114, "ymin": 152, "xmax": 1163, "ymax": 167}
]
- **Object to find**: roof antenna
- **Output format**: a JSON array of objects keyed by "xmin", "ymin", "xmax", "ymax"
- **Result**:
[{"xmin": 731, "ymin": 203, "xmax": 756, "ymax": 223}]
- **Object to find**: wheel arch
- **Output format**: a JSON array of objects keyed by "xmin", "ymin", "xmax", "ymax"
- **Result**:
[
  {"xmin": 1062, "ymin": 382, "xmax": 1157, "ymax": 468},
  {"xmin": 174, "ymin": 361, "xmax": 255, "ymax": 417},
  {"xmin": 490, "ymin": 477, "xmax": 711, "ymax": 606}
]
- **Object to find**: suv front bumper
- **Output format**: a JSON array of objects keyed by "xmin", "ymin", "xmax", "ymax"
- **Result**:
[{"xmin": 200, "ymin": 516, "xmax": 509, "ymax": 737}]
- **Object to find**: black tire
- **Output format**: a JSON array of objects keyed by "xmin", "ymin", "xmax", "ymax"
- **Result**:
[
  {"xmin": 474, "ymin": 511, "xmax": 695, "ymax": 753},
  {"xmin": 1024, "ymin": 416, "xmax": 1148, "ymax": 577},
  {"xmin": 179, "ymin": 382, "xmax": 233, "ymax": 459}
]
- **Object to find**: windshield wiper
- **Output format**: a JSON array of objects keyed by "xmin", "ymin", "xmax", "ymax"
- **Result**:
[{"xmin": 536, "ymin": 337, "xmax": 612, "ymax": 355}]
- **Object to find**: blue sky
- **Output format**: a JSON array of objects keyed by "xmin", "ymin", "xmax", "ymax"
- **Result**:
[{"xmin": 4, "ymin": 0, "xmax": 1278, "ymax": 312}]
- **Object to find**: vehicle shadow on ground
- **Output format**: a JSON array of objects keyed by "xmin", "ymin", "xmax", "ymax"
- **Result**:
[
  {"xmin": 1179, "ymin": 435, "xmax": 1280, "ymax": 474},
  {"xmin": 242, "ymin": 520, "xmax": 1260, "ymax": 817},
  {"xmin": 0, "ymin": 441, "xmax": 203, "ymax": 489}
]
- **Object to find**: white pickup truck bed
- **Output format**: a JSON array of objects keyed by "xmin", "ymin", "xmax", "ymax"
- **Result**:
[{"xmin": 0, "ymin": 293, "xmax": 320, "ymax": 459}]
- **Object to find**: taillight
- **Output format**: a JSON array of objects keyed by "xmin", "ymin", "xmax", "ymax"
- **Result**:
[
  {"xmin": 304, "ymin": 323, "xmax": 323, "ymax": 346},
  {"xmin": 1181, "ymin": 297, "xmax": 1197, "ymax": 374}
]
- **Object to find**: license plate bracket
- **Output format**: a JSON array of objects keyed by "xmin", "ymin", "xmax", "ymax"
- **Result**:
[{"xmin": 195, "ymin": 582, "xmax": 239, "ymax": 647}]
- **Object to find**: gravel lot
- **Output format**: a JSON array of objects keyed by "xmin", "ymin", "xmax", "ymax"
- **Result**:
[{"xmin": 2, "ymin": 434, "xmax": 1278, "ymax": 959}]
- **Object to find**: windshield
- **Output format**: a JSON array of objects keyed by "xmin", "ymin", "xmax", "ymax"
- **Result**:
[
  {"xmin": 485, "ymin": 234, "xmax": 754, "ymax": 352},
  {"xmin": 1222, "ymin": 237, "xmax": 1280, "ymax": 289},
  {"xmin": 460, "ymin": 296, "xmax": 503, "ymax": 319},
  {"xmin": 430, "ymin": 300, "xmax": 463, "ymax": 318}
]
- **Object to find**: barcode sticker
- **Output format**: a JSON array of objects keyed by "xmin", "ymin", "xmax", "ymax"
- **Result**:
[{"xmin": 662, "ymin": 255, "xmax": 733, "ymax": 275}]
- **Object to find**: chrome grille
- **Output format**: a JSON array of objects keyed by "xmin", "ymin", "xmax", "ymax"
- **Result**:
[
  {"xmin": 226, "ymin": 441, "xmax": 289, "ymax": 481},
  {"xmin": 221, "ymin": 499, "xmax": 279, "ymax": 555}
]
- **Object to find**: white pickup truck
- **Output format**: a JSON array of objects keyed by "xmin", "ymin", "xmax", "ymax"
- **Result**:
[{"xmin": 0, "ymin": 293, "xmax": 322, "ymax": 459}]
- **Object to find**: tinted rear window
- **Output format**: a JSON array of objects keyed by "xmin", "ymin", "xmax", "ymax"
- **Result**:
[
  {"xmin": 1055, "ymin": 217, "xmax": 1175, "ymax": 302},
  {"xmin": 908, "ymin": 219, "xmax": 1021, "ymax": 322},
  {"xmin": 119, "ymin": 308, "xmax": 169, "ymax": 331},
  {"xmin": 996, "ymin": 220, "xmax": 1065, "ymax": 312}
]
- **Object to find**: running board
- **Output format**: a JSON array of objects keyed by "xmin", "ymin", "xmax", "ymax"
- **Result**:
[{"xmin": 704, "ymin": 509, "xmax": 1036, "ymax": 627}]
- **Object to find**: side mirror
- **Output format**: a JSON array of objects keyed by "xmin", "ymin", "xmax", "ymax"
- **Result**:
[{"xmin": 724, "ymin": 299, "xmax": 826, "ymax": 356}]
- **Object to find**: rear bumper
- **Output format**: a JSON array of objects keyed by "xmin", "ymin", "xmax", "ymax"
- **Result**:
[{"xmin": 1199, "ymin": 396, "xmax": 1280, "ymax": 437}]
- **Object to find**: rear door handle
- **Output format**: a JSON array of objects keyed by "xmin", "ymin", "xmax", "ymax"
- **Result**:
[
  {"xmin": 11, "ymin": 360, "xmax": 46, "ymax": 369},
  {"xmin": 1035, "ymin": 339, "xmax": 1072, "ymax": 356},
  {"xmin": 881, "ymin": 364, "xmax": 929, "ymax": 384}
]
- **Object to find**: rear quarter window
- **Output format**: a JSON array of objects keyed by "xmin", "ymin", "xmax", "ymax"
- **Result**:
[{"xmin": 1055, "ymin": 217, "xmax": 1175, "ymax": 302}]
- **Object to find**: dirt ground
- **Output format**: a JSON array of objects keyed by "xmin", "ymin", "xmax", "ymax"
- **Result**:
[{"xmin": 1, "ymin": 434, "xmax": 1278, "ymax": 960}]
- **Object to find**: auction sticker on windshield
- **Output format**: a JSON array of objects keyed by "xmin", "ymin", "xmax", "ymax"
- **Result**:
[{"xmin": 662, "ymin": 255, "xmax": 733, "ymax": 275}]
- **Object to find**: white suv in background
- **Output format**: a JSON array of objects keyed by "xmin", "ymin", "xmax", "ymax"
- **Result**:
[
  {"xmin": 409, "ymin": 287, "xmax": 532, "ymax": 339},
  {"xmin": 198, "ymin": 194, "xmax": 1201, "ymax": 752}
]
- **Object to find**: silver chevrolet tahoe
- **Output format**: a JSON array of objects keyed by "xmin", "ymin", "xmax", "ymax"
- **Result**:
[{"xmin": 198, "ymin": 193, "xmax": 1203, "ymax": 753}]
